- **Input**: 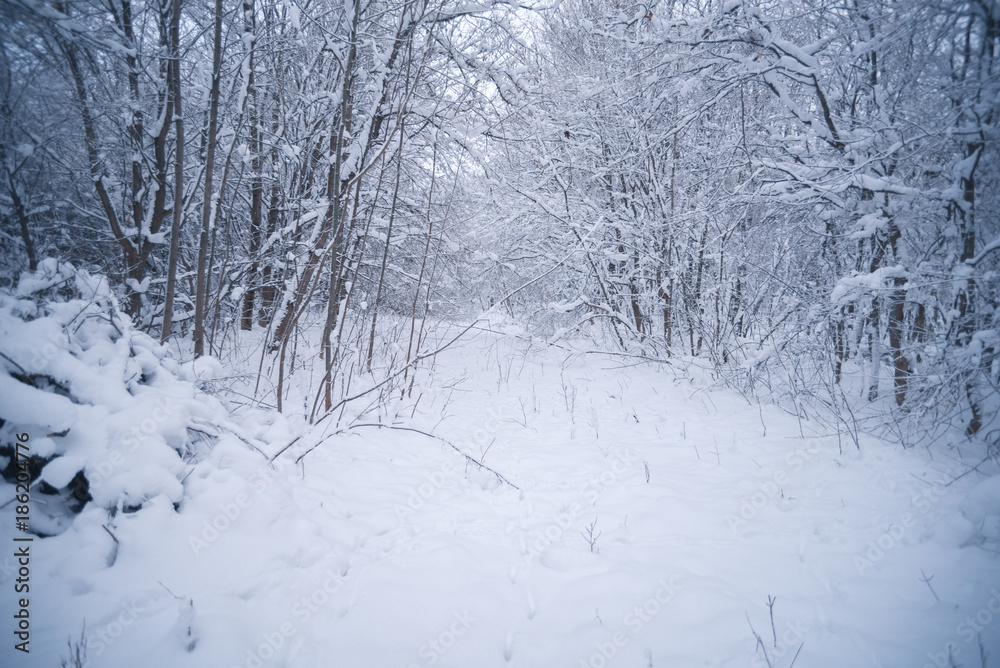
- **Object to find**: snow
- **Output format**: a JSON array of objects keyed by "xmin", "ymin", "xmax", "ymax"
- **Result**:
[
  {"xmin": 126, "ymin": 276, "xmax": 152, "ymax": 294},
  {"xmin": 961, "ymin": 476, "xmax": 1000, "ymax": 535},
  {"xmin": 971, "ymin": 233, "xmax": 1000, "ymax": 266},
  {"xmin": 830, "ymin": 265, "xmax": 906, "ymax": 305},
  {"xmin": 548, "ymin": 297, "xmax": 585, "ymax": 313},
  {"xmin": 1, "ymin": 267, "xmax": 999, "ymax": 667},
  {"xmin": 848, "ymin": 212, "xmax": 888, "ymax": 239},
  {"xmin": 288, "ymin": 2, "xmax": 301, "ymax": 30},
  {"xmin": 0, "ymin": 262, "xmax": 228, "ymax": 518},
  {"xmin": 445, "ymin": 2, "xmax": 493, "ymax": 17},
  {"xmin": 771, "ymin": 37, "xmax": 820, "ymax": 70},
  {"xmin": 0, "ymin": 372, "xmax": 78, "ymax": 432},
  {"xmin": 953, "ymin": 147, "xmax": 982, "ymax": 182},
  {"xmin": 851, "ymin": 174, "xmax": 921, "ymax": 197}
]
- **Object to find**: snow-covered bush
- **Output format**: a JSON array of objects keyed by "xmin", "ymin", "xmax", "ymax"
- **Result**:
[{"xmin": 0, "ymin": 260, "xmax": 225, "ymax": 535}]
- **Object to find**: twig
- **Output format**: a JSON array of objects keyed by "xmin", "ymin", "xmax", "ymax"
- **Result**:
[
  {"xmin": 481, "ymin": 438, "xmax": 496, "ymax": 462},
  {"xmin": 746, "ymin": 613, "xmax": 774, "ymax": 668},
  {"xmin": 189, "ymin": 418, "xmax": 270, "ymax": 460},
  {"xmin": 788, "ymin": 642, "xmax": 804, "ymax": 668},
  {"xmin": 581, "ymin": 518, "xmax": 601, "ymax": 552},
  {"xmin": 920, "ymin": 569, "xmax": 940, "ymax": 603},
  {"xmin": 268, "ymin": 436, "xmax": 302, "ymax": 463},
  {"xmin": 315, "ymin": 319, "xmax": 480, "ymax": 425},
  {"xmin": 0, "ymin": 350, "xmax": 28, "ymax": 375},
  {"xmin": 159, "ymin": 582, "xmax": 183, "ymax": 599},
  {"xmin": 329, "ymin": 422, "xmax": 520, "ymax": 490},
  {"xmin": 767, "ymin": 595, "xmax": 777, "ymax": 648},
  {"xmin": 945, "ymin": 456, "xmax": 993, "ymax": 487}
]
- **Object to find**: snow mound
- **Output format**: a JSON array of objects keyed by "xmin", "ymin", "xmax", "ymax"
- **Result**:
[
  {"xmin": 961, "ymin": 474, "xmax": 1000, "ymax": 548},
  {"xmin": 0, "ymin": 260, "xmax": 228, "ymax": 535}
]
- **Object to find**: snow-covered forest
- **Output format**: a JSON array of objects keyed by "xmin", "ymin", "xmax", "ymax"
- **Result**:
[{"xmin": 1, "ymin": 0, "xmax": 999, "ymax": 665}]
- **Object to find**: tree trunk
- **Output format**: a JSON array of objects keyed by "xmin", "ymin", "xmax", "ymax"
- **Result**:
[
  {"xmin": 192, "ymin": 0, "xmax": 223, "ymax": 357},
  {"xmin": 160, "ymin": 0, "xmax": 184, "ymax": 341},
  {"xmin": 6, "ymin": 175, "xmax": 37, "ymax": 271},
  {"xmin": 319, "ymin": 0, "xmax": 361, "ymax": 411},
  {"xmin": 242, "ymin": 0, "xmax": 261, "ymax": 331}
]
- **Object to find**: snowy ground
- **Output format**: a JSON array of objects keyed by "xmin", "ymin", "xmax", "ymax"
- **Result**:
[{"xmin": 4, "ymin": 321, "xmax": 1000, "ymax": 668}]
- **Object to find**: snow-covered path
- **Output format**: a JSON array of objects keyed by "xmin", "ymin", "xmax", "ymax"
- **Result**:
[{"xmin": 9, "ymin": 328, "xmax": 1000, "ymax": 668}]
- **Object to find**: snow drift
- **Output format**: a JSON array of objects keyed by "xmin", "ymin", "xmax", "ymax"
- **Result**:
[{"xmin": 0, "ymin": 260, "xmax": 227, "ymax": 535}]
